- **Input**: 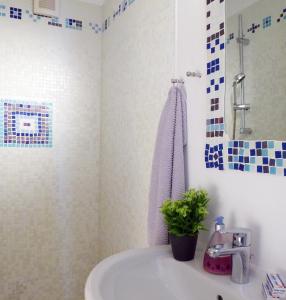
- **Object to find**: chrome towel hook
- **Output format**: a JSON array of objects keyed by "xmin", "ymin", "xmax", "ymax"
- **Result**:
[
  {"xmin": 186, "ymin": 71, "xmax": 202, "ymax": 78},
  {"xmin": 171, "ymin": 78, "xmax": 185, "ymax": 85}
]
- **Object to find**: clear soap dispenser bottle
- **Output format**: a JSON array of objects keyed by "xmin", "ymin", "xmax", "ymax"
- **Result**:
[{"xmin": 203, "ymin": 216, "xmax": 232, "ymax": 275}]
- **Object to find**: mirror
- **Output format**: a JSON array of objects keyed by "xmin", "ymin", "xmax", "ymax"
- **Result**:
[{"xmin": 225, "ymin": 0, "xmax": 286, "ymax": 141}]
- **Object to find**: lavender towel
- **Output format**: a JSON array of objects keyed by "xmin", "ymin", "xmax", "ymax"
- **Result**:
[{"xmin": 148, "ymin": 85, "xmax": 188, "ymax": 246}]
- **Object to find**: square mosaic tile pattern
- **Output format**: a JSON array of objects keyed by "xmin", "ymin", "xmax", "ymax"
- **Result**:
[
  {"xmin": 65, "ymin": 18, "xmax": 83, "ymax": 30},
  {"xmin": 206, "ymin": 29, "xmax": 225, "ymax": 54},
  {"xmin": 110, "ymin": 0, "xmax": 129, "ymax": 18},
  {"xmin": 205, "ymin": 143, "xmax": 224, "ymax": 170},
  {"xmin": 10, "ymin": 7, "xmax": 21, "ymax": 19},
  {"xmin": 0, "ymin": 4, "xmax": 102, "ymax": 33},
  {"xmin": 205, "ymin": 0, "xmax": 225, "ymax": 160},
  {"xmin": 0, "ymin": 1, "xmax": 134, "ymax": 34},
  {"xmin": 247, "ymin": 23, "xmax": 260, "ymax": 33},
  {"xmin": 207, "ymin": 58, "xmax": 220, "ymax": 75},
  {"xmin": 228, "ymin": 141, "xmax": 286, "ymax": 176},
  {"xmin": 103, "ymin": 0, "xmax": 136, "ymax": 32},
  {"xmin": 206, "ymin": 118, "xmax": 224, "ymax": 138},
  {"xmin": 89, "ymin": 22, "xmax": 102, "ymax": 34},
  {"xmin": 210, "ymin": 98, "xmax": 219, "ymax": 111},
  {"xmin": 277, "ymin": 8, "xmax": 286, "ymax": 22},
  {"xmin": 0, "ymin": 100, "xmax": 53, "ymax": 148},
  {"xmin": 122, "ymin": 0, "xmax": 128, "ymax": 12},
  {"xmin": 207, "ymin": 76, "xmax": 225, "ymax": 94},
  {"xmin": 263, "ymin": 16, "xmax": 272, "ymax": 29},
  {"xmin": 48, "ymin": 17, "xmax": 62, "ymax": 28},
  {"xmin": 25, "ymin": 9, "xmax": 42, "ymax": 23}
]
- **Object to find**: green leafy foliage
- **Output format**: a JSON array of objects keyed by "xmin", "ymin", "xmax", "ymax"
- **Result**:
[{"xmin": 160, "ymin": 189, "xmax": 209, "ymax": 237}]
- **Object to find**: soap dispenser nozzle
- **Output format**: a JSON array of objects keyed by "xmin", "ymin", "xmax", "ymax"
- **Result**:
[{"xmin": 215, "ymin": 216, "xmax": 225, "ymax": 232}]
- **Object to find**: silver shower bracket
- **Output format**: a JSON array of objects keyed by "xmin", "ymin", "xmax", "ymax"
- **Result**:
[
  {"xmin": 240, "ymin": 128, "xmax": 252, "ymax": 135},
  {"xmin": 233, "ymin": 104, "xmax": 250, "ymax": 111},
  {"xmin": 236, "ymin": 37, "xmax": 250, "ymax": 46}
]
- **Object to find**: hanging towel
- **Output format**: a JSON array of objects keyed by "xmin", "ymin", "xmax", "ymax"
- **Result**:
[{"xmin": 147, "ymin": 85, "xmax": 188, "ymax": 246}]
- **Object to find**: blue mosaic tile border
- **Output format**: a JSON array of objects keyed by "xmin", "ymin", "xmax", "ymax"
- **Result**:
[
  {"xmin": 206, "ymin": 117, "xmax": 224, "ymax": 138},
  {"xmin": 205, "ymin": 143, "xmax": 224, "ymax": 170},
  {"xmin": 263, "ymin": 16, "xmax": 272, "ymax": 29},
  {"xmin": 10, "ymin": 7, "xmax": 21, "ymax": 19},
  {"xmin": 102, "ymin": 0, "xmax": 137, "ymax": 32},
  {"xmin": 0, "ymin": 3, "xmax": 102, "ymax": 34},
  {"xmin": 207, "ymin": 76, "xmax": 225, "ymax": 94},
  {"xmin": 25, "ymin": 9, "xmax": 42, "ymax": 23},
  {"xmin": 0, "ymin": 0, "xmax": 138, "ymax": 34},
  {"xmin": 277, "ymin": 8, "xmax": 286, "ymax": 22},
  {"xmin": 89, "ymin": 21, "xmax": 102, "ymax": 34},
  {"xmin": 205, "ymin": 0, "xmax": 225, "ymax": 171},
  {"xmin": 228, "ymin": 141, "xmax": 286, "ymax": 176},
  {"xmin": 210, "ymin": 98, "xmax": 219, "ymax": 111},
  {"xmin": 245, "ymin": 7, "xmax": 286, "ymax": 33},
  {"xmin": 247, "ymin": 23, "xmax": 260, "ymax": 33},
  {"xmin": 205, "ymin": 0, "xmax": 286, "ymax": 177},
  {"xmin": 0, "ymin": 100, "xmax": 53, "ymax": 148},
  {"xmin": 65, "ymin": 18, "xmax": 82, "ymax": 30},
  {"xmin": 227, "ymin": 7, "xmax": 286, "ymax": 40},
  {"xmin": 227, "ymin": 7, "xmax": 286, "ymax": 39},
  {"xmin": 48, "ymin": 17, "xmax": 62, "ymax": 27}
]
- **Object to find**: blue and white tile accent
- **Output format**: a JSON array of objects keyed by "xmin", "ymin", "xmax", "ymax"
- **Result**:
[
  {"xmin": 247, "ymin": 23, "xmax": 260, "ymax": 33},
  {"xmin": 207, "ymin": 31, "xmax": 225, "ymax": 54},
  {"xmin": 65, "ymin": 18, "xmax": 82, "ymax": 30},
  {"xmin": 210, "ymin": 98, "xmax": 219, "ymax": 111},
  {"xmin": 205, "ymin": 143, "xmax": 224, "ymax": 170},
  {"xmin": 205, "ymin": 0, "xmax": 225, "ymax": 156},
  {"xmin": 10, "ymin": 7, "xmax": 21, "ymax": 20},
  {"xmin": 102, "ymin": 0, "xmax": 137, "ymax": 32},
  {"xmin": 0, "ymin": 3, "xmax": 101, "ymax": 35},
  {"xmin": 25, "ymin": 9, "xmax": 42, "ymax": 23},
  {"xmin": 206, "ymin": 118, "xmax": 224, "ymax": 138},
  {"xmin": 277, "ymin": 8, "xmax": 286, "ymax": 22},
  {"xmin": 263, "ymin": 16, "xmax": 272, "ymax": 29},
  {"xmin": 228, "ymin": 141, "xmax": 286, "ymax": 176},
  {"xmin": 48, "ymin": 17, "xmax": 62, "ymax": 28},
  {"xmin": 0, "ymin": 0, "xmax": 137, "ymax": 35},
  {"xmin": 207, "ymin": 58, "xmax": 220, "ymax": 75},
  {"xmin": 89, "ymin": 22, "xmax": 102, "ymax": 34},
  {"xmin": 0, "ymin": 100, "xmax": 53, "ymax": 148},
  {"xmin": 207, "ymin": 77, "xmax": 225, "ymax": 94},
  {"xmin": 205, "ymin": 0, "xmax": 286, "ymax": 177},
  {"xmin": 0, "ymin": 4, "xmax": 6, "ymax": 17}
]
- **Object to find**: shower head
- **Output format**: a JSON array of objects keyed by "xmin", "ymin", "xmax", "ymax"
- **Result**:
[{"xmin": 233, "ymin": 73, "xmax": 246, "ymax": 86}]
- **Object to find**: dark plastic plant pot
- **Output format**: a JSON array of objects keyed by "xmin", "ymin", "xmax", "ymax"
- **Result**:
[{"xmin": 170, "ymin": 234, "xmax": 198, "ymax": 261}]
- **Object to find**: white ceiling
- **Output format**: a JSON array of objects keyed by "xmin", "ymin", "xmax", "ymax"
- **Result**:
[{"xmin": 79, "ymin": 0, "xmax": 105, "ymax": 6}]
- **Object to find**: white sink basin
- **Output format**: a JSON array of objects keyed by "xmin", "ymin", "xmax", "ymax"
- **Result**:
[{"xmin": 85, "ymin": 246, "xmax": 264, "ymax": 300}]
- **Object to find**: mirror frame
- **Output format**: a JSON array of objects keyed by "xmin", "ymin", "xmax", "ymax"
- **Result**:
[{"xmin": 205, "ymin": 0, "xmax": 286, "ymax": 177}]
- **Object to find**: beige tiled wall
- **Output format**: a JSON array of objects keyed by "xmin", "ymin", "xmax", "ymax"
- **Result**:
[
  {"xmin": 1, "ymin": 0, "xmax": 176, "ymax": 298},
  {"xmin": 99, "ymin": 0, "xmax": 175, "ymax": 259},
  {"xmin": 0, "ymin": 1, "xmax": 101, "ymax": 299}
]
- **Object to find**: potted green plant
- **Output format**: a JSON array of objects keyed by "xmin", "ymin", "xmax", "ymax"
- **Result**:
[{"xmin": 160, "ymin": 188, "xmax": 209, "ymax": 261}]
